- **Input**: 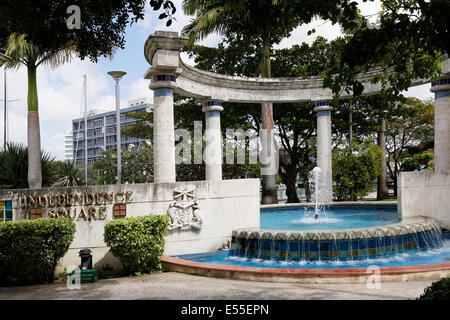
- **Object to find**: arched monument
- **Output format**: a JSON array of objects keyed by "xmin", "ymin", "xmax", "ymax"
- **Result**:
[{"xmin": 145, "ymin": 30, "xmax": 450, "ymax": 229}]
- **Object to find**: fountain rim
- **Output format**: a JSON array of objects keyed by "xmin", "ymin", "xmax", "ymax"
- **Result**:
[
  {"xmin": 260, "ymin": 201, "xmax": 397, "ymax": 210},
  {"xmin": 161, "ymin": 254, "xmax": 450, "ymax": 276},
  {"xmin": 233, "ymin": 216, "xmax": 439, "ymax": 241}
]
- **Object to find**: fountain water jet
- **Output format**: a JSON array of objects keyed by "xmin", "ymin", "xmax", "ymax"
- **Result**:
[{"xmin": 308, "ymin": 166, "xmax": 322, "ymax": 220}]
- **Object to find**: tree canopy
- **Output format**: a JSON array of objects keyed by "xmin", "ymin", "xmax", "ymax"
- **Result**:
[
  {"xmin": 325, "ymin": 0, "xmax": 449, "ymax": 97},
  {"xmin": 0, "ymin": 0, "xmax": 175, "ymax": 60}
]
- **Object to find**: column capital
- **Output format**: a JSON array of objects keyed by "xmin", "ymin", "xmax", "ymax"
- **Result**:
[
  {"xmin": 144, "ymin": 31, "xmax": 187, "ymax": 82},
  {"xmin": 144, "ymin": 31, "xmax": 187, "ymax": 65},
  {"xmin": 202, "ymin": 101, "xmax": 223, "ymax": 113},
  {"xmin": 313, "ymin": 101, "xmax": 333, "ymax": 113},
  {"xmin": 149, "ymin": 74, "xmax": 177, "ymax": 90},
  {"xmin": 430, "ymin": 78, "xmax": 450, "ymax": 94}
]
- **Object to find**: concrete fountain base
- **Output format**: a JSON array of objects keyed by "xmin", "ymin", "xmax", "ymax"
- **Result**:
[
  {"xmin": 161, "ymin": 215, "xmax": 450, "ymax": 284},
  {"xmin": 230, "ymin": 216, "xmax": 443, "ymax": 261},
  {"xmin": 161, "ymin": 255, "xmax": 450, "ymax": 284}
]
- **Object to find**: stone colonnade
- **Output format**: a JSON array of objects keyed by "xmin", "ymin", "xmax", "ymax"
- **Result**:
[{"xmin": 145, "ymin": 31, "xmax": 450, "ymax": 201}]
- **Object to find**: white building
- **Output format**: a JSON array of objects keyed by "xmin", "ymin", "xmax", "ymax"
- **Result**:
[
  {"xmin": 63, "ymin": 130, "xmax": 74, "ymax": 161},
  {"xmin": 72, "ymin": 98, "xmax": 153, "ymax": 167}
]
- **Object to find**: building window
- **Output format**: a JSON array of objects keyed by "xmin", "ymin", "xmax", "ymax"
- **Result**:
[
  {"xmin": 106, "ymin": 126, "xmax": 116, "ymax": 134},
  {"xmin": 106, "ymin": 116, "xmax": 116, "ymax": 124}
]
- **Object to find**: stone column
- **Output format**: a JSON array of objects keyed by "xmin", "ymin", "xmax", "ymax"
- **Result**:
[
  {"xmin": 314, "ymin": 101, "xmax": 333, "ymax": 202},
  {"xmin": 430, "ymin": 78, "xmax": 450, "ymax": 172},
  {"xmin": 202, "ymin": 101, "xmax": 223, "ymax": 181},
  {"xmin": 144, "ymin": 31, "xmax": 187, "ymax": 183},
  {"xmin": 150, "ymin": 75, "xmax": 177, "ymax": 183}
]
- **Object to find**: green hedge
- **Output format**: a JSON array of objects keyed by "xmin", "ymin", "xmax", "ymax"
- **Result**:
[
  {"xmin": 417, "ymin": 277, "xmax": 450, "ymax": 300},
  {"xmin": 104, "ymin": 215, "xmax": 169, "ymax": 274},
  {"xmin": 0, "ymin": 218, "xmax": 76, "ymax": 286}
]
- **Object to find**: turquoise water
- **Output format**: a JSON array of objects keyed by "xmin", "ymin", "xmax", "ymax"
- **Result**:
[
  {"xmin": 176, "ymin": 238, "xmax": 450, "ymax": 269},
  {"xmin": 260, "ymin": 206, "xmax": 400, "ymax": 230},
  {"xmin": 173, "ymin": 206, "xmax": 449, "ymax": 269}
]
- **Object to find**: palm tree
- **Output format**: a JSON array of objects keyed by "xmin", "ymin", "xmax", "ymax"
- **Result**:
[
  {"xmin": 4, "ymin": 33, "xmax": 74, "ymax": 189},
  {"xmin": 0, "ymin": 142, "xmax": 56, "ymax": 189},
  {"xmin": 182, "ymin": 1, "xmax": 360, "ymax": 204},
  {"xmin": 182, "ymin": 0, "xmax": 303, "ymax": 203},
  {"xmin": 53, "ymin": 160, "xmax": 84, "ymax": 187}
]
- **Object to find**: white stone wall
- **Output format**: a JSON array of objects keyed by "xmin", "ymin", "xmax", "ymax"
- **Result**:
[
  {"xmin": 0, "ymin": 179, "xmax": 260, "ymax": 273},
  {"xmin": 398, "ymin": 171, "xmax": 450, "ymax": 230}
]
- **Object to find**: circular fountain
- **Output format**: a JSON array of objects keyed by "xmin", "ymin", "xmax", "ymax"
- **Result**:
[{"xmin": 162, "ymin": 168, "xmax": 450, "ymax": 283}]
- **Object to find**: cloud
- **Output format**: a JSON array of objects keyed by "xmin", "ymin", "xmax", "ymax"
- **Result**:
[{"xmin": 124, "ymin": 78, "xmax": 153, "ymax": 104}]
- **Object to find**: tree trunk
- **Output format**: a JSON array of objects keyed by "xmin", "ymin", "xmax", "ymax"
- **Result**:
[
  {"xmin": 285, "ymin": 167, "xmax": 299, "ymax": 203},
  {"xmin": 377, "ymin": 118, "xmax": 389, "ymax": 200},
  {"xmin": 393, "ymin": 179, "xmax": 398, "ymax": 197},
  {"xmin": 260, "ymin": 36, "xmax": 278, "ymax": 204},
  {"xmin": 27, "ymin": 66, "xmax": 42, "ymax": 189},
  {"xmin": 299, "ymin": 171, "xmax": 311, "ymax": 202}
]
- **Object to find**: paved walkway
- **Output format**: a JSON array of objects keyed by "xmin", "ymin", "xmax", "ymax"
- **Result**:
[{"xmin": 0, "ymin": 272, "xmax": 431, "ymax": 300}]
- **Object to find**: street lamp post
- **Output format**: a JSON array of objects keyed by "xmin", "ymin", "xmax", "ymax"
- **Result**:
[{"xmin": 107, "ymin": 71, "xmax": 126, "ymax": 184}]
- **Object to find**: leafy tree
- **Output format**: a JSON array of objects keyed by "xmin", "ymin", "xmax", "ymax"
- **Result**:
[
  {"xmin": 0, "ymin": 142, "xmax": 56, "ymax": 189},
  {"xmin": 333, "ymin": 93, "xmax": 407, "ymax": 200},
  {"xmin": 385, "ymin": 97, "xmax": 434, "ymax": 195},
  {"xmin": 90, "ymin": 143, "xmax": 153, "ymax": 185},
  {"xmin": 332, "ymin": 140, "xmax": 382, "ymax": 201},
  {"xmin": 0, "ymin": 1, "xmax": 177, "ymax": 57},
  {"xmin": 325, "ymin": 0, "xmax": 446, "ymax": 98}
]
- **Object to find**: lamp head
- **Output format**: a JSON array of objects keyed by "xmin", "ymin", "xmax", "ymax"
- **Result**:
[{"xmin": 107, "ymin": 71, "xmax": 127, "ymax": 81}]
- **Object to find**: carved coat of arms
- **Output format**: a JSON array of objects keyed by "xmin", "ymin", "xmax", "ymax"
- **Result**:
[{"xmin": 167, "ymin": 189, "xmax": 202, "ymax": 231}]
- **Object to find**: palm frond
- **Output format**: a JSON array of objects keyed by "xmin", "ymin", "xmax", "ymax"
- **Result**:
[
  {"xmin": 37, "ymin": 42, "xmax": 75, "ymax": 69},
  {"xmin": 182, "ymin": 0, "xmax": 205, "ymax": 15},
  {"xmin": 4, "ymin": 33, "xmax": 40, "ymax": 68},
  {"xmin": 182, "ymin": 6, "xmax": 224, "ymax": 45}
]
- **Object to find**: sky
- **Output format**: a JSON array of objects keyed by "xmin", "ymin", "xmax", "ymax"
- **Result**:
[{"xmin": 0, "ymin": 0, "xmax": 433, "ymax": 160}]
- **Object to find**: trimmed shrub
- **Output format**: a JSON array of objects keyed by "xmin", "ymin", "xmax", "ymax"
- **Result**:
[
  {"xmin": 417, "ymin": 278, "xmax": 450, "ymax": 300},
  {"xmin": 0, "ymin": 218, "xmax": 76, "ymax": 286},
  {"xmin": 104, "ymin": 215, "xmax": 169, "ymax": 274}
]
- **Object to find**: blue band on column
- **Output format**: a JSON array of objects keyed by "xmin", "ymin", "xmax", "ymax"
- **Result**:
[
  {"xmin": 151, "ymin": 75, "xmax": 176, "ymax": 83},
  {"xmin": 154, "ymin": 88, "xmax": 173, "ymax": 97},
  {"xmin": 431, "ymin": 79, "xmax": 450, "ymax": 87},
  {"xmin": 315, "ymin": 101, "xmax": 330, "ymax": 107},
  {"xmin": 317, "ymin": 110, "xmax": 331, "ymax": 117},
  {"xmin": 435, "ymin": 91, "xmax": 450, "ymax": 99},
  {"xmin": 202, "ymin": 101, "xmax": 222, "ymax": 107},
  {"xmin": 206, "ymin": 111, "xmax": 220, "ymax": 118}
]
